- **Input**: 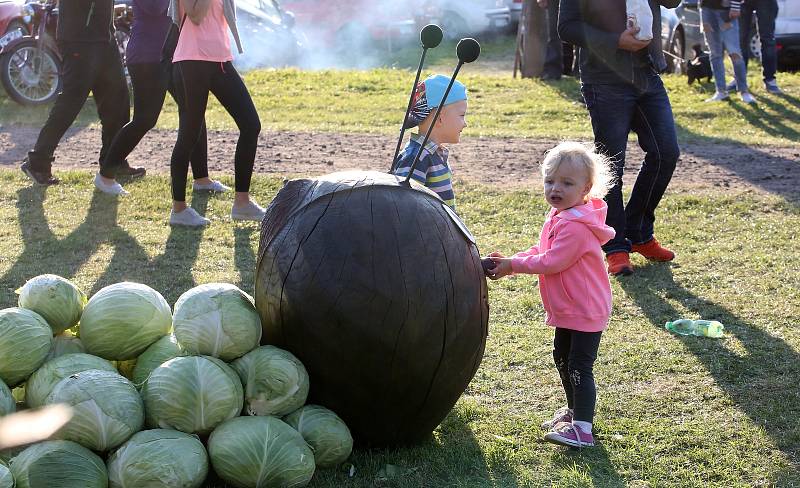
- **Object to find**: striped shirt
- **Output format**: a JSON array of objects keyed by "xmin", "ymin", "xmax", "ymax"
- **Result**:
[{"xmin": 392, "ymin": 134, "xmax": 456, "ymax": 210}]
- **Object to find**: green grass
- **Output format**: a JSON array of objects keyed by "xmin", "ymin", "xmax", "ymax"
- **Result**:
[
  {"xmin": 1, "ymin": 35, "xmax": 799, "ymax": 145},
  {"xmin": 0, "ymin": 170, "xmax": 798, "ymax": 487}
]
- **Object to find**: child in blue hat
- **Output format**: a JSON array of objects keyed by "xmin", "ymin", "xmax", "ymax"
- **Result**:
[{"xmin": 392, "ymin": 74, "xmax": 468, "ymax": 210}]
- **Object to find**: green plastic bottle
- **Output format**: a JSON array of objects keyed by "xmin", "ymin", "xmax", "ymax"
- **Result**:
[{"xmin": 664, "ymin": 319, "xmax": 724, "ymax": 338}]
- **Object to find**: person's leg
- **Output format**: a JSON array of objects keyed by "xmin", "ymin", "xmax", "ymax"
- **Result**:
[
  {"xmin": 553, "ymin": 327, "xmax": 574, "ymax": 411},
  {"xmin": 92, "ymin": 42, "xmax": 131, "ymax": 172},
  {"xmin": 754, "ymin": 0, "xmax": 779, "ymax": 86},
  {"xmin": 168, "ymin": 63, "xmax": 212, "ymax": 184},
  {"xmin": 701, "ymin": 8, "xmax": 729, "ymax": 94},
  {"xmin": 739, "ymin": 2, "xmax": 754, "ymax": 68},
  {"xmin": 627, "ymin": 73, "xmax": 680, "ymax": 254},
  {"xmin": 24, "ymin": 43, "xmax": 95, "ymax": 182},
  {"xmin": 99, "ymin": 62, "xmax": 168, "ymax": 179},
  {"xmin": 581, "ymin": 83, "xmax": 637, "ymax": 256},
  {"xmin": 170, "ymin": 61, "xmax": 211, "ymax": 207},
  {"xmin": 721, "ymin": 18, "xmax": 751, "ymax": 97},
  {"xmin": 541, "ymin": 0, "xmax": 563, "ymax": 79},
  {"xmin": 208, "ymin": 62, "xmax": 261, "ymax": 215},
  {"xmin": 567, "ymin": 330, "xmax": 602, "ymax": 425}
]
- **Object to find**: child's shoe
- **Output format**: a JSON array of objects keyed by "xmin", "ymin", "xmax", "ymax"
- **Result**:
[
  {"xmin": 544, "ymin": 421, "xmax": 594, "ymax": 448},
  {"xmin": 631, "ymin": 237, "xmax": 675, "ymax": 261},
  {"xmin": 540, "ymin": 407, "xmax": 573, "ymax": 430},
  {"xmin": 606, "ymin": 252, "xmax": 633, "ymax": 276}
]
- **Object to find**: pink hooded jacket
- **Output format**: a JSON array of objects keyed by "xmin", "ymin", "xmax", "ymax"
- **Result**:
[{"xmin": 510, "ymin": 198, "xmax": 615, "ymax": 332}]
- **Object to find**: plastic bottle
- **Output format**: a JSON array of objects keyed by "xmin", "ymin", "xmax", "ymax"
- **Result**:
[{"xmin": 664, "ymin": 319, "xmax": 724, "ymax": 338}]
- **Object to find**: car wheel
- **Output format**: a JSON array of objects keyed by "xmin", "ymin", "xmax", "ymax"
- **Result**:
[{"xmin": 667, "ymin": 29, "xmax": 685, "ymax": 75}]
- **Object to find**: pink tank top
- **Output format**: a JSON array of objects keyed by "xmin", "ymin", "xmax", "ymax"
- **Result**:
[{"xmin": 173, "ymin": 0, "xmax": 232, "ymax": 63}]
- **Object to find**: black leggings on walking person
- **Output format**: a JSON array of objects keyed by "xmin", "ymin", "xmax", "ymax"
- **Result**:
[
  {"xmin": 553, "ymin": 328, "xmax": 602, "ymax": 424},
  {"xmin": 170, "ymin": 60, "xmax": 260, "ymax": 202},
  {"xmin": 100, "ymin": 62, "xmax": 209, "ymax": 179}
]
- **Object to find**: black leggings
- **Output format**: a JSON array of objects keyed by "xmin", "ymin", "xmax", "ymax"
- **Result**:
[
  {"xmin": 170, "ymin": 60, "xmax": 260, "ymax": 202},
  {"xmin": 100, "ymin": 62, "xmax": 208, "ymax": 179},
  {"xmin": 553, "ymin": 328, "xmax": 602, "ymax": 423}
]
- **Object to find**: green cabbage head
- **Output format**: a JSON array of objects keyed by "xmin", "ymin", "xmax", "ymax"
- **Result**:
[
  {"xmin": 9, "ymin": 440, "xmax": 107, "ymax": 488},
  {"xmin": 16, "ymin": 274, "xmax": 86, "ymax": 334},
  {"xmin": 107, "ymin": 429, "xmax": 208, "ymax": 488},
  {"xmin": 142, "ymin": 356, "xmax": 243, "ymax": 435},
  {"xmin": 173, "ymin": 283, "xmax": 262, "ymax": 361},
  {"xmin": 25, "ymin": 353, "xmax": 116, "ymax": 408},
  {"xmin": 284, "ymin": 405, "xmax": 353, "ymax": 468},
  {"xmin": 46, "ymin": 330, "xmax": 86, "ymax": 361},
  {"xmin": 232, "ymin": 345, "xmax": 309, "ymax": 417},
  {"xmin": 46, "ymin": 369, "xmax": 144, "ymax": 451},
  {"xmin": 0, "ymin": 379, "xmax": 14, "ymax": 417},
  {"xmin": 0, "ymin": 308, "xmax": 53, "ymax": 387},
  {"xmin": 209, "ymin": 416, "xmax": 315, "ymax": 488},
  {"xmin": 131, "ymin": 334, "xmax": 184, "ymax": 387},
  {"xmin": 80, "ymin": 282, "xmax": 172, "ymax": 360},
  {"xmin": 0, "ymin": 462, "xmax": 12, "ymax": 488}
]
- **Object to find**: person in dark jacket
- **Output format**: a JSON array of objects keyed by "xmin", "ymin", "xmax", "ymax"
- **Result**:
[
  {"xmin": 94, "ymin": 0, "xmax": 226, "ymax": 195},
  {"xmin": 20, "ymin": 0, "xmax": 144, "ymax": 186},
  {"xmin": 558, "ymin": 0, "xmax": 681, "ymax": 276}
]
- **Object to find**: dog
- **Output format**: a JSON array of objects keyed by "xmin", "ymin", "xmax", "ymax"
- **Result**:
[{"xmin": 687, "ymin": 44, "xmax": 713, "ymax": 85}]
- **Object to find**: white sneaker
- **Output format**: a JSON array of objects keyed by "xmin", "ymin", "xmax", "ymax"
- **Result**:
[
  {"xmin": 169, "ymin": 207, "xmax": 210, "ymax": 227},
  {"xmin": 765, "ymin": 79, "xmax": 783, "ymax": 94},
  {"xmin": 231, "ymin": 201, "xmax": 266, "ymax": 222},
  {"xmin": 740, "ymin": 92, "xmax": 757, "ymax": 104},
  {"xmin": 93, "ymin": 173, "xmax": 128, "ymax": 196},
  {"xmin": 193, "ymin": 180, "xmax": 231, "ymax": 193},
  {"xmin": 705, "ymin": 91, "xmax": 729, "ymax": 102}
]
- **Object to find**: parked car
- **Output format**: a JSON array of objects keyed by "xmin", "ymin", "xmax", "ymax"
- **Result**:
[
  {"xmin": 423, "ymin": 0, "xmax": 511, "ymax": 39},
  {"xmin": 506, "ymin": 0, "xmax": 522, "ymax": 28},
  {"xmin": 661, "ymin": 0, "xmax": 705, "ymax": 74},
  {"xmin": 234, "ymin": 0, "xmax": 304, "ymax": 69},
  {"xmin": 748, "ymin": 0, "xmax": 800, "ymax": 70}
]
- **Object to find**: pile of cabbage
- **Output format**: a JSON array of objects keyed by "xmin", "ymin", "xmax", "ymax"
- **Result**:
[{"xmin": 0, "ymin": 275, "xmax": 353, "ymax": 488}]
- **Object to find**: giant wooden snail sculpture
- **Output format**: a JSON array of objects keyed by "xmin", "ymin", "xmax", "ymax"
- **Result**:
[{"xmin": 255, "ymin": 27, "xmax": 489, "ymax": 446}]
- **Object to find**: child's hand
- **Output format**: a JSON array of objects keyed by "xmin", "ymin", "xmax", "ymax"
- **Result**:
[{"xmin": 487, "ymin": 257, "xmax": 513, "ymax": 280}]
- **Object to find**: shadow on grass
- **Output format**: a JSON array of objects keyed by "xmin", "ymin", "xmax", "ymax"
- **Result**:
[
  {"xmin": 234, "ymin": 226, "xmax": 257, "ymax": 296},
  {"xmin": 550, "ymin": 443, "xmax": 625, "ymax": 488},
  {"xmin": 0, "ymin": 185, "xmax": 210, "ymax": 306},
  {"xmin": 618, "ymin": 262, "xmax": 800, "ymax": 474}
]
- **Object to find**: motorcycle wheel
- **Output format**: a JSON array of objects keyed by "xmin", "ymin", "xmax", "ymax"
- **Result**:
[{"xmin": 0, "ymin": 39, "xmax": 61, "ymax": 106}]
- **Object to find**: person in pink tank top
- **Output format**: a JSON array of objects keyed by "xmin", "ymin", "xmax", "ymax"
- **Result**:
[{"xmin": 167, "ymin": 0, "xmax": 264, "ymax": 227}]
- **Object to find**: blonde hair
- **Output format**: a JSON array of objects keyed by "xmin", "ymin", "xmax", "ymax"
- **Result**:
[{"xmin": 540, "ymin": 141, "xmax": 616, "ymax": 199}]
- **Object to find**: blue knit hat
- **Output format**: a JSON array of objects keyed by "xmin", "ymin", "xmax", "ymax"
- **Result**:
[{"xmin": 404, "ymin": 74, "xmax": 468, "ymax": 129}]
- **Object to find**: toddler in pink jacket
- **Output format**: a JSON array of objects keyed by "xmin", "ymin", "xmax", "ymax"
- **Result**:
[{"xmin": 486, "ymin": 141, "xmax": 615, "ymax": 448}]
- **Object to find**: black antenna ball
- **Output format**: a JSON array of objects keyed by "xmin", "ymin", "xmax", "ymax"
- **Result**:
[
  {"xmin": 420, "ymin": 24, "xmax": 443, "ymax": 49},
  {"xmin": 456, "ymin": 38, "xmax": 481, "ymax": 63}
]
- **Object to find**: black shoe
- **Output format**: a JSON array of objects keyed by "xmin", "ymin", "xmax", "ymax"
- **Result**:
[
  {"xmin": 116, "ymin": 165, "xmax": 146, "ymax": 178},
  {"xmin": 21, "ymin": 159, "xmax": 59, "ymax": 185}
]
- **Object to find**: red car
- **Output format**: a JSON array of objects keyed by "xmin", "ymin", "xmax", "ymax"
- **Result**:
[
  {"xmin": 281, "ymin": 0, "xmax": 420, "ymax": 52},
  {"xmin": 0, "ymin": 0, "xmax": 29, "ymax": 50}
]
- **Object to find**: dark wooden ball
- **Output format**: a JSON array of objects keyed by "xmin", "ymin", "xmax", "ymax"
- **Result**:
[{"xmin": 255, "ymin": 171, "xmax": 488, "ymax": 446}]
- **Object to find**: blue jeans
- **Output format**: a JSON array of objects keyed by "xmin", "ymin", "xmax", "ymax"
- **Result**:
[
  {"xmin": 740, "ymin": 0, "xmax": 779, "ymax": 82},
  {"xmin": 701, "ymin": 8, "xmax": 749, "ymax": 93},
  {"xmin": 581, "ymin": 69, "xmax": 680, "ymax": 255}
]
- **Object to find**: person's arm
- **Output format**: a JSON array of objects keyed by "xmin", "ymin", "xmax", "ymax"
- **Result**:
[
  {"xmin": 728, "ymin": 0, "xmax": 742, "ymax": 18},
  {"xmin": 509, "ymin": 222, "xmax": 590, "ymax": 275},
  {"xmin": 512, "ymin": 245, "xmax": 540, "ymax": 258},
  {"xmin": 136, "ymin": 0, "xmax": 168, "ymax": 17}
]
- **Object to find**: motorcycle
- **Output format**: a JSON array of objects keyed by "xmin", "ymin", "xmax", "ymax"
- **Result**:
[{"xmin": 0, "ymin": 1, "xmax": 132, "ymax": 106}]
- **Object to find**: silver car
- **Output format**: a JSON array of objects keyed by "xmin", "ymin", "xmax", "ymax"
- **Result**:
[{"xmin": 661, "ymin": 0, "xmax": 705, "ymax": 74}]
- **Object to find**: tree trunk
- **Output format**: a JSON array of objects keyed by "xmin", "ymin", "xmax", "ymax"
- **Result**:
[{"xmin": 517, "ymin": 0, "xmax": 548, "ymax": 78}]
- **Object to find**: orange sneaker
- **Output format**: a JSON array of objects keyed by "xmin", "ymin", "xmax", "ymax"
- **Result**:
[
  {"xmin": 607, "ymin": 252, "xmax": 633, "ymax": 276},
  {"xmin": 632, "ymin": 238, "xmax": 675, "ymax": 262}
]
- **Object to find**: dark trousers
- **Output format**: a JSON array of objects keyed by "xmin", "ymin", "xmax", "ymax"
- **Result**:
[
  {"xmin": 580, "ymin": 69, "xmax": 680, "ymax": 254},
  {"xmin": 542, "ymin": 0, "xmax": 563, "ymax": 78},
  {"xmin": 100, "ymin": 62, "xmax": 208, "ymax": 179},
  {"xmin": 740, "ymin": 0, "xmax": 779, "ymax": 82},
  {"xmin": 553, "ymin": 328, "xmax": 602, "ymax": 423},
  {"xmin": 28, "ymin": 41, "xmax": 129, "ymax": 173},
  {"xmin": 170, "ymin": 60, "xmax": 260, "ymax": 202}
]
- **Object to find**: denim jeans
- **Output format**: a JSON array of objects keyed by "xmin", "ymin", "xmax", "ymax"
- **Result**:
[
  {"xmin": 581, "ymin": 69, "xmax": 680, "ymax": 255},
  {"xmin": 701, "ymin": 7, "xmax": 749, "ymax": 93},
  {"xmin": 740, "ymin": 0, "xmax": 779, "ymax": 82}
]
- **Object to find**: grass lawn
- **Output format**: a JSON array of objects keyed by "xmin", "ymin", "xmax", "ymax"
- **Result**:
[
  {"xmin": 0, "ymin": 171, "xmax": 797, "ymax": 487},
  {"xmin": 1, "ymin": 36, "xmax": 799, "ymax": 146}
]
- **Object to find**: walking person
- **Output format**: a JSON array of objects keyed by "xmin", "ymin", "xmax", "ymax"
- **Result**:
[
  {"xmin": 559, "ymin": 0, "xmax": 681, "ymax": 276},
  {"xmin": 20, "ymin": 0, "xmax": 144, "ymax": 185},
  {"xmin": 94, "ymin": 0, "xmax": 228, "ymax": 196},
  {"xmin": 167, "ymin": 0, "xmax": 264, "ymax": 226},
  {"xmin": 734, "ymin": 0, "xmax": 783, "ymax": 94}
]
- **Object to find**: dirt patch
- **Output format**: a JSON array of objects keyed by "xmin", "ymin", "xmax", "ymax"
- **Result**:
[{"xmin": 1, "ymin": 126, "xmax": 797, "ymax": 200}]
